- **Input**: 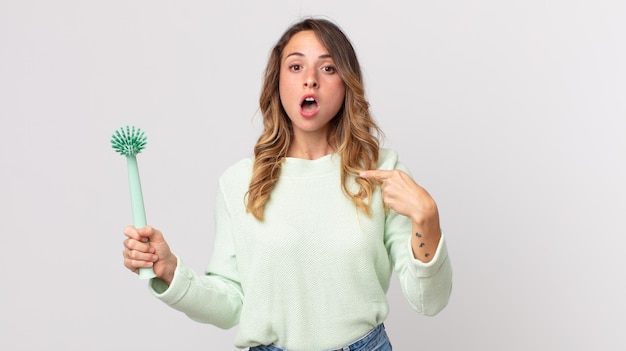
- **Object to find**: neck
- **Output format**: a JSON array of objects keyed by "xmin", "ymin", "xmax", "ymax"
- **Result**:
[{"xmin": 287, "ymin": 134, "xmax": 335, "ymax": 160}]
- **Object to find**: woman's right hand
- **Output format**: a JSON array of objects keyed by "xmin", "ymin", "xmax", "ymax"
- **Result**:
[{"xmin": 123, "ymin": 226, "xmax": 177, "ymax": 286}]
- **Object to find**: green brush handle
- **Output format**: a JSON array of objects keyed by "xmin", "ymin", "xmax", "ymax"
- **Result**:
[{"xmin": 126, "ymin": 156, "xmax": 156, "ymax": 280}]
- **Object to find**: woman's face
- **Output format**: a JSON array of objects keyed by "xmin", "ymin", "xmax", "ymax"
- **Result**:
[{"xmin": 279, "ymin": 30, "xmax": 346, "ymax": 141}]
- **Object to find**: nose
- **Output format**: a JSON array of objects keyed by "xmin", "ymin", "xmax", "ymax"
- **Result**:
[
  {"xmin": 304, "ymin": 79, "xmax": 318, "ymax": 88},
  {"xmin": 304, "ymin": 72, "xmax": 318, "ymax": 88}
]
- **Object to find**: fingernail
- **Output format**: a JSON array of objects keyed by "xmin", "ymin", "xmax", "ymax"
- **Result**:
[{"xmin": 359, "ymin": 171, "xmax": 365, "ymax": 177}]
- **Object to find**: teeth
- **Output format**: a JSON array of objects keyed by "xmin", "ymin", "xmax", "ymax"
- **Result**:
[{"xmin": 305, "ymin": 97, "xmax": 315, "ymax": 102}]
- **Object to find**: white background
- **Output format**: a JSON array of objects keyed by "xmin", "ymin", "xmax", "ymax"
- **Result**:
[{"xmin": 1, "ymin": 1, "xmax": 625, "ymax": 350}]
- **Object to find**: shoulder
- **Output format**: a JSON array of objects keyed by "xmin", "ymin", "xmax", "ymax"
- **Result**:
[
  {"xmin": 218, "ymin": 156, "xmax": 254, "ymax": 189},
  {"xmin": 377, "ymin": 148, "xmax": 399, "ymax": 170},
  {"xmin": 377, "ymin": 148, "xmax": 411, "ymax": 174}
]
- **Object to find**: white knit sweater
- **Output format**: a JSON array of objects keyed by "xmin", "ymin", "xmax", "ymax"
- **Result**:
[{"xmin": 150, "ymin": 149, "xmax": 452, "ymax": 350}]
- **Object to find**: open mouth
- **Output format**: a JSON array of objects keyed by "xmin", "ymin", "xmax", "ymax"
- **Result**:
[{"xmin": 301, "ymin": 96, "xmax": 318, "ymax": 113}]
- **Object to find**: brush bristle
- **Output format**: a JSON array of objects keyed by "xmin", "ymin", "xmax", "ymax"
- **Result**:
[{"xmin": 111, "ymin": 126, "xmax": 147, "ymax": 157}]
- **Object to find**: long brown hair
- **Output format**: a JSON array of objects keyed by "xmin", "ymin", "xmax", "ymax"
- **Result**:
[{"xmin": 246, "ymin": 18, "xmax": 383, "ymax": 220}]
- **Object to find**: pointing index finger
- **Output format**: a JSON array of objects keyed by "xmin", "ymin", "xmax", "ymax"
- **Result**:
[{"xmin": 359, "ymin": 169, "xmax": 394, "ymax": 180}]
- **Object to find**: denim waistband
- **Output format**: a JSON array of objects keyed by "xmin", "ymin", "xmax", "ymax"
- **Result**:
[{"xmin": 249, "ymin": 324, "xmax": 388, "ymax": 351}]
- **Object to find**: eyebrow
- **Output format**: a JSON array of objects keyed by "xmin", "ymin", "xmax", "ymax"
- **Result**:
[{"xmin": 284, "ymin": 52, "xmax": 332, "ymax": 60}]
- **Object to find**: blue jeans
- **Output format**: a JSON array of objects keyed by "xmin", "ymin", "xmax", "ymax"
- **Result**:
[{"xmin": 248, "ymin": 324, "xmax": 392, "ymax": 351}]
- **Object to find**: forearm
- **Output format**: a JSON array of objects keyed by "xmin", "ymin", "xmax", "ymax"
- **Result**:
[
  {"xmin": 150, "ymin": 257, "xmax": 243, "ymax": 329},
  {"xmin": 401, "ymin": 234, "xmax": 453, "ymax": 316},
  {"xmin": 410, "ymin": 210, "xmax": 441, "ymax": 263}
]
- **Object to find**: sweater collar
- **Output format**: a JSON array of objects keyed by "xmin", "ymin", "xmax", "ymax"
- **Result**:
[{"xmin": 280, "ymin": 153, "xmax": 340, "ymax": 178}]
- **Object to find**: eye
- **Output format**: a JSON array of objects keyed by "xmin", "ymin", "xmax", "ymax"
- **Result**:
[
  {"xmin": 321, "ymin": 65, "xmax": 337, "ymax": 74},
  {"xmin": 289, "ymin": 64, "xmax": 302, "ymax": 72}
]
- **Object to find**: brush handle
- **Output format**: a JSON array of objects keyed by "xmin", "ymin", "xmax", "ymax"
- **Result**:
[{"xmin": 126, "ymin": 156, "xmax": 157, "ymax": 279}]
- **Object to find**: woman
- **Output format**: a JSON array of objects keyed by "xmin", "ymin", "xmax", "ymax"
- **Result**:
[{"xmin": 123, "ymin": 18, "xmax": 452, "ymax": 351}]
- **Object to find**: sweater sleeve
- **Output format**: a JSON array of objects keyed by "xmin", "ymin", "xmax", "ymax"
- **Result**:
[
  {"xmin": 381, "ymin": 150, "xmax": 453, "ymax": 316},
  {"xmin": 148, "ymin": 185, "xmax": 244, "ymax": 329}
]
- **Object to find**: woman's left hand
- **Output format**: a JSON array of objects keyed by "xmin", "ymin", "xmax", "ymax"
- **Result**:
[
  {"xmin": 359, "ymin": 169, "xmax": 437, "ymax": 223},
  {"xmin": 359, "ymin": 169, "xmax": 441, "ymax": 261}
]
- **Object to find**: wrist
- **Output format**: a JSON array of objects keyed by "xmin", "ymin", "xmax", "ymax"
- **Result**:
[
  {"xmin": 410, "ymin": 201, "xmax": 438, "ymax": 222},
  {"xmin": 158, "ymin": 254, "xmax": 178, "ymax": 286}
]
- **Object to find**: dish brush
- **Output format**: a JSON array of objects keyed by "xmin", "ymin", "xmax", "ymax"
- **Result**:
[{"xmin": 111, "ymin": 126, "xmax": 156, "ymax": 279}]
